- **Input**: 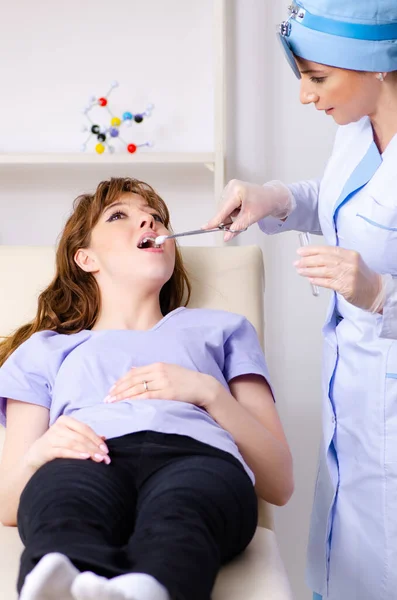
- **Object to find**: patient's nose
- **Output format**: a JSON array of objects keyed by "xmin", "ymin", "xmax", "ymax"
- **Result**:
[{"xmin": 139, "ymin": 214, "xmax": 155, "ymax": 229}]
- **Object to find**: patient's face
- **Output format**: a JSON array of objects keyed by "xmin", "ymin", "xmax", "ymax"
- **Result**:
[{"xmin": 87, "ymin": 192, "xmax": 175, "ymax": 291}]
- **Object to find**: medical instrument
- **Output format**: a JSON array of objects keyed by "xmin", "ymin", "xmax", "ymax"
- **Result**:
[
  {"xmin": 155, "ymin": 223, "xmax": 247, "ymax": 245},
  {"xmin": 299, "ymin": 232, "xmax": 320, "ymax": 297}
]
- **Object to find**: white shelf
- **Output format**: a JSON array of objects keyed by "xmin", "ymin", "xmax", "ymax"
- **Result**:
[{"xmin": 0, "ymin": 152, "xmax": 215, "ymax": 167}]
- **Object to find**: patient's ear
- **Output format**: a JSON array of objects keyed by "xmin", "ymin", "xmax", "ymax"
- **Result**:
[{"xmin": 74, "ymin": 248, "xmax": 99, "ymax": 273}]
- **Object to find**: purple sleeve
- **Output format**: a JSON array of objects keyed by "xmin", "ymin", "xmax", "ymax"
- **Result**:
[
  {"xmin": 223, "ymin": 317, "xmax": 274, "ymax": 397},
  {"xmin": 0, "ymin": 331, "xmax": 57, "ymax": 427}
]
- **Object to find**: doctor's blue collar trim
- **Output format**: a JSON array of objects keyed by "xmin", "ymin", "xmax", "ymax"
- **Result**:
[{"xmin": 280, "ymin": 2, "xmax": 397, "ymax": 41}]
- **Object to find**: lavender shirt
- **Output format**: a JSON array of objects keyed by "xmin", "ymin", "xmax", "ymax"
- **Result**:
[{"xmin": 0, "ymin": 308, "xmax": 271, "ymax": 482}]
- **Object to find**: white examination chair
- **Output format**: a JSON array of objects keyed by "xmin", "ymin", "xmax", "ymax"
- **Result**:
[{"xmin": 0, "ymin": 245, "xmax": 292, "ymax": 600}]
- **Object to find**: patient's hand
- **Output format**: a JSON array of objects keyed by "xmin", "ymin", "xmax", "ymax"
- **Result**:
[
  {"xmin": 26, "ymin": 415, "xmax": 111, "ymax": 471},
  {"xmin": 104, "ymin": 363, "xmax": 222, "ymax": 409}
]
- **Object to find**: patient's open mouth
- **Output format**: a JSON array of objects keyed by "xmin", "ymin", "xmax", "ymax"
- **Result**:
[{"xmin": 138, "ymin": 237, "xmax": 162, "ymax": 249}]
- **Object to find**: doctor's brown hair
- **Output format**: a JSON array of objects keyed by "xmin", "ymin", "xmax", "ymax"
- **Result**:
[{"xmin": 0, "ymin": 177, "xmax": 191, "ymax": 367}]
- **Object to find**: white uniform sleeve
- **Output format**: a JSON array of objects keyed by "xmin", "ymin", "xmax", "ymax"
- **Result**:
[
  {"xmin": 379, "ymin": 275, "xmax": 397, "ymax": 340},
  {"xmin": 258, "ymin": 179, "xmax": 322, "ymax": 235}
]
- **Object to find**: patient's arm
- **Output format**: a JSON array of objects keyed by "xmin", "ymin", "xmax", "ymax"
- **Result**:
[
  {"xmin": 206, "ymin": 374, "xmax": 294, "ymax": 506},
  {"xmin": 0, "ymin": 401, "xmax": 109, "ymax": 527},
  {"xmin": 0, "ymin": 401, "xmax": 49, "ymax": 526}
]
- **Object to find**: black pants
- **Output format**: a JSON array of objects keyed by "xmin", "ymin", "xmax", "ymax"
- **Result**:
[{"xmin": 17, "ymin": 431, "xmax": 257, "ymax": 600}]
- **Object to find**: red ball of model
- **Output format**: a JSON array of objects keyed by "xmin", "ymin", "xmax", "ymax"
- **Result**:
[
  {"xmin": 98, "ymin": 97, "xmax": 107, "ymax": 107},
  {"xmin": 127, "ymin": 144, "xmax": 137, "ymax": 153}
]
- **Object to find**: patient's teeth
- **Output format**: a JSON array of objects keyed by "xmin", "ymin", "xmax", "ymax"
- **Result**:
[{"xmin": 138, "ymin": 235, "xmax": 163, "ymax": 249}]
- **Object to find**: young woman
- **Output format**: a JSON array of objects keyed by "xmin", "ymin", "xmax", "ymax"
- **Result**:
[{"xmin": 0, "ymin": 177, "xmax": 293, "ymax": 600}]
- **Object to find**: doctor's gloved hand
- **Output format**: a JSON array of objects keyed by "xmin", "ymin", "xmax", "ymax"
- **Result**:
[
  {"xmin": 295, "ymin": 245, "xmax": 385, "ymax": 313},
  {"xmin": 202, "ymin": 179, "xmax": 296, "ymax": 242}
]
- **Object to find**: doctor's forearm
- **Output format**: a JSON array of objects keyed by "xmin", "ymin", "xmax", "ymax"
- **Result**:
[
  {"xmin": 205, "ymin": 390, "xmax": 294, "ymax": 506},
  {"xmin": 286, "ymin": 180, "xmax": 323, "ymax": 234},
  {"xmin": 259, "ymin": 179, "xmax": 322, "ymax": 236}
]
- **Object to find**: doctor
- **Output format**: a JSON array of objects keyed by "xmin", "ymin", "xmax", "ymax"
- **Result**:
[{"xmin": 205, "ymin": 1, "xmax": 397, "ymax": 599}]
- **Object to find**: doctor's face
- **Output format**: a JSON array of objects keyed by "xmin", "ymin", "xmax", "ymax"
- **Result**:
[{"xmin": 296, "ymin": 58, "xmax": 382, "ymax": 125}]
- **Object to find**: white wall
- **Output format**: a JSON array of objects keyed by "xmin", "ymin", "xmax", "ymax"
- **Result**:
[
  {"xmin": 0, "ymin": 0, "xmax": 213, "ymax": 153},
  {"xmin": 0, "ymin": 0, "xmax": 217, "ymax": 247},
  {"xmin": 2, "ymin": 2, "xmax": 339, "ymax": 598}
]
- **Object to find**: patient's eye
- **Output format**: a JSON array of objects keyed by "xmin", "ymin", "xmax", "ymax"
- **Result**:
[
  {"xmin": 107, "ymin": 211, "xmax": 127, "ymax": 222},
  {"xmin": 152, "ymin": 213, "xmax": 164, "ymax": 224}
]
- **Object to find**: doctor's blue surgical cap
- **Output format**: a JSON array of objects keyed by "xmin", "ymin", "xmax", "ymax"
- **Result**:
[{"xmin": 278, "ymin": 0, "xmax": 397, "ymax": 78}]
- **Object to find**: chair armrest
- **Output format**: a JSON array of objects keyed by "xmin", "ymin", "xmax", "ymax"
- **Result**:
[
  {"xmin": 258, "ymin": 498, "xmax": 274, "ymax": 530},
  {"xmin": 214, "ymin": 526, "xmax": 293, "ymax": 600},
  {"xmin": 0, "ymin": 524, "xmax": 24, "ymax": 600}
]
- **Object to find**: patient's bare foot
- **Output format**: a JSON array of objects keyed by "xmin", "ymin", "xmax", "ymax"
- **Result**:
[{"xmin": 19, "ymin": 553, "xmax": 78, "ymax": 600}]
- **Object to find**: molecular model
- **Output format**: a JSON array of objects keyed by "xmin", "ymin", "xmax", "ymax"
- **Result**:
[{"xmin": 81, "ymin": 81, "xmax": 154, "ymax": 154}]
